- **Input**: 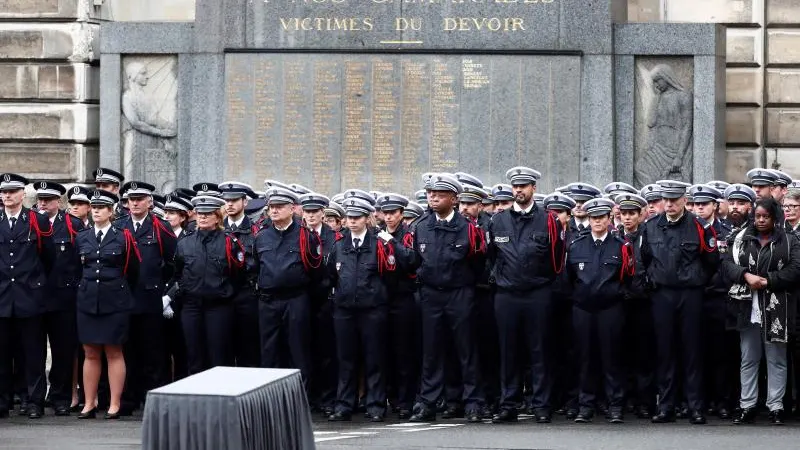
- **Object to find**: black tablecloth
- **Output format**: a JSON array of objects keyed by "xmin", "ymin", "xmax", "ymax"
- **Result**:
[{"xmin": 142, "ymin": 367, "xmax": 315, "ymax": 450}]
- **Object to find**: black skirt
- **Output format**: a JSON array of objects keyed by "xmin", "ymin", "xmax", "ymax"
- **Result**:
[{"xmin": 77, "ymin": 310, "xmax": 130, "ymax": 345}]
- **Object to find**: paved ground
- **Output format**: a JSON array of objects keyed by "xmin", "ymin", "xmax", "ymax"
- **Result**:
[{"xmin": 3, "ymin": 409, "xmax": 800, "ymax": 450}]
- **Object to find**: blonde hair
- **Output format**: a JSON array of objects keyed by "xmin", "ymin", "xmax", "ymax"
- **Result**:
[{"xmin": 197, "ymin": 208, "xmax": 225, "ymax": 231}]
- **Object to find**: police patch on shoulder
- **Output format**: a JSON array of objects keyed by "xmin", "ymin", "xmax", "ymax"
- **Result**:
[
  {"xmin": 237, "ymin": 252, "xmax": 244, "ymax": 262},
  {"xmin": 336, "ymin": 262, "xmax": 342, "ymax": 271},
  {"xmin": 578, "ymin": 262, "xmax": 584, "ymax": 271},
  {"xmin": 494, "ymin": 236, "xmax": 510, "ymax": 243},
  {"xmin": 420, "ymin": 244, "xmax": 426, "ymax": 253}
]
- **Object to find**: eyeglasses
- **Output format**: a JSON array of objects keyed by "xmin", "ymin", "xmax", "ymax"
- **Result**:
[{"xmin": 782, "ymin": 204, "xmax": 800, "ymax": 210}]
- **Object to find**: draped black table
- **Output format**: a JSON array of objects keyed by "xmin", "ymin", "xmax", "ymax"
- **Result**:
[{"xmin": 142, "ymin": 367, "xmax": 315, "ymax": 450}]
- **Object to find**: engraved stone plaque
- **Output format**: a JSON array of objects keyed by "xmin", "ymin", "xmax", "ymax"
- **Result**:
[{"xmin": 224, "ymin": 53, "xmax": 581, "ymax": 195}]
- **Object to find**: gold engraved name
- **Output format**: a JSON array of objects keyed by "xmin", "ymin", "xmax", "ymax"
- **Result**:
[
  {"xmin": 443, "ymin": 17, "xmax": 525, "ymax": 31},
  {"xmin": 279, "ymin": 17, "xmax": 375, "ymax": 31}
]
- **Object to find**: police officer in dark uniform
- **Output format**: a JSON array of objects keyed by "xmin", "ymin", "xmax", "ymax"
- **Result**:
[
  {"xmin": 376, "ymin": 193, "xmax": 420, "ymax": 419},
  {"xmin": 769, "ymin": 169, "xmax": 792, "ymax": 204},
  {"xmin": 92, "ymin": 168, "xmax": 126, "ymax": 219},
  {"xmin": 491, "ymin": 184, "xmax": 514, "ymax": 213},
  {"xmin": 254, "ymin": 187, "xmax": 322, "ymax": 384},
  {"xmin": 410, "ymin": 173, "xmax": 486, "ymax": 423},
  {"xmin": 641, "ymin": 184, "xmax": 665, "ymax": 220},
  {"xmin": 74, "ymin": 189, "xmax": 141, "ymax": 420},
  {"xmin": 564, "ymin": 183, "xmax": 602, "ymax": 238},
  {"xmin": 327, "ymin": 197, "xmax": 411, "ymax": 422},
  {"xmin": 567, "ymin": 198, "xmax": 635, "ymax": 424},
  {"xmin": 0, "ymin": 174, "xmax": 54, "ymax": 419},
  {"xmin": 689, "ymin": 184, "xmax": 734, "ymax": 419},
  {"xmin": 641, "ymin": 180, "xmax": 720, "ymax": 424},
  {"xmin": 488, "ymin": 168, "xmax": 565, "ymax": 424},
  {"xmin": 36, "ymin": 181, "xmax": 84, "ymax": 416},
  {"xmin": 402, "ymin": 202, "xmax": 423, "ymax": 226},
  {"xmin": 171, "ymin": 188, "xmax": 198, "ymax": 233},
  {"xmin": 219, "ymin": 181, "xmax": 261, "ymax": 368},
  {"xmin": 115, "ymin": 181, "xmax": 177, "ymax": 414},
  {"xmin": 68, "ymin": 186, "xmax": 93, "ymax": 228},
  {"xmin": 165, "ymin": 195, "xmax": 244, "ymax": 374},
  {"xmin": 707, "ymin": 181, "xmax": 732, "ymax": 227}
]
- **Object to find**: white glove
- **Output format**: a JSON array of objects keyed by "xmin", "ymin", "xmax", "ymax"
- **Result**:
[
  {"xmin": 161, "ymin": 295, "xmax": 172, "ymax": 310},
  {"xmin": 163, "ymin": 304, "xmax": 175, "ymax": 319},
  {"xmin": 377, "ymin": 230, "xmax": 394, "ymax": 243}
]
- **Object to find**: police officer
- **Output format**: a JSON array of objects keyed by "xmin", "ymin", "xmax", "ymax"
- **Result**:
[
  {"xmin": 92, "ymin": 168, "xmax": 125, "ymax": 219},
  {"xmin": 410, "ymin": 173, "xmax": 486, "ymax": 423},
  {"xmin": 491, "ymin": 184, "xmax": 514, "ymax": 213},
  {"xmin": 253, "ymin": 187, "xmax": 322, "ymax": 384},
  {"xmin": 567, "ymin": 198, "xmax": 634, "ymax": 423},
  {"xmin": 402, "ymin": 202, "xmax": 424, "ymax": 226},
  {"xmin": 115, "ymin": 181, "xmax": 177, "ymax": 414},
  {"xmin": 74, "ymin": 189, "xmax": 140, "ymax": 420},
  {"xmin": 166, "ymin": 195, "xmax": 244, "ymax": 374},
  {"xmin": 36, "ymin": 181, "xmax": 84, "ymax": 416},
  {"xmin": 615, "ymin": 193, "xmax": 655, "ymax": 419},
  {"xmin": 299, "ymin": 192, "xmax": 338, "ymax": 415},
  {"xmin": 689, "ymin": 184, "xmax": 734, "ymax": 419},
  {"xmin": 323, "ymin": 202, "xmax": 345, "ymax": 232},
  {"xmin": 68, "ymin": 186, "xmax": 93, "ymax": 228},
  {"xmin": 219, "ymin": 182, "xmax": 261, "ymax": 369},
  {"xmin": 769, "ymin": 169, "xmax": 793, "ymax": 204},
  {"xmin": 605, "ymin": 182, "xmax": 639, "ymax": 229},
  {"xmin": 641, "ymin": 184, "xmax": 665, "ymax": 219},
  {"xmin": 0, "ymin": 174, "xmax": 54, "ymax": 419},
  {"xmin": 376, "ymin": 193, "xmax": 420, "ymax": 419},
  {"xmin": 161, "ymin": 194, "xmax": 192, "ymax": 383},
  {"xmin": 327, "ymin": 197, "xmax": 408, "ymax": 422},
  {"xmin": 171, "ymin": 188, "xmax": 198, "ymax": 232},
  {"xmin": 747, "ymin": 168, "xmax": 777, "ymax": 201},
  {"xmin": 163, "ymin": 194, "xmax": 193, "ymax": 239},
  {"xmin": 564, "ymin": 183, "xmax": 602, "ymax": 238},
  {"xmin": 641, "ymin": 180, "xmax": 720, "ymax": 424},
  {"xmin": 707, "ymin": 181, "xmax": 732, "ymax": 226},
  {"xmin": 489, "ymin": 168, "xmax": 565, "ymax": 424}
]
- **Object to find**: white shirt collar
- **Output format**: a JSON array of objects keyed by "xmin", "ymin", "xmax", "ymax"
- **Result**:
[
  {"xmin": 591, "ymin": 231, "xmax": 608, "ymax": 243},
  {"xmin": 576, "ymin": 218, "xmax": 590, "ymax": 228},
  {"xmin": 229, "ymin": 215, "xmax": 244, "ymax": 229},
  {"xmin": 351, "ymin": 229, "xmax": 367, "ymax": 247},
  {"xmin": 173, "ymin": 226, "xmax": 183, "ymax": 236},
  {"xmin": 5, "ymin": 209, "xmax": 21, "ymax": 221},
  {"xmin": 513, "ymin": 202, "xmax": 534, "ymax": 214},
  {"xmin": 667, "ymin": 211, "xmax": 685, "ymax": 223},
  {"xmin": 435, "ymin": 210, "xmax": 456, "ymax": 222},
  {"xmin": 131, "ymin": 215, "xmax": 146, "ymax": 228},
  {"xmin": 313, "ymin": 224, "xmax": 323, "ymax": 235},
  {"xmin": 94, "ymin": 223, "xmax": 112, "ymax": 241}
]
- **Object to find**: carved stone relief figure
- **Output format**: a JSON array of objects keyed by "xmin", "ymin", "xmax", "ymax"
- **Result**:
[
  {"xmin": 634, "ymin": 63, "xmax": 694, "ymax": 188},
  {"xmin": 121, "ymin": 57, "xmax": 178, "ymax": 193}
]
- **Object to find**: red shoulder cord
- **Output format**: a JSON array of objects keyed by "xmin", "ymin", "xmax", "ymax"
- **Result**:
[
  {"xmin": 64, "ymin": 214, "xmax": 78, "ymax": 244},
  {"xmin": 694, "ymin": 219, "xmax": 718, "ymax": 253},
  {"xmin": 376, "ymin": 240, "xmax": 396, "ymax": 275},
  {"xmin": 547, "ymin": 212, "xmax": 565, "ymax": 274},
  {"xmin": 251, "ymin": 224, "xmax": 260, "ymax": 236},
  {"xmin": 334, "ymin": 230, "xmax": 344, "ymax": 241},
  {"xmin": 619, "ymin": 242, "xmax": 636, "ymax": 282},
  {"xmin": 225, "ymin": 235, "xmax": 246, "ymax": 270},
  {"xmin": 122, "ymin": 229, "xmax": 142, "ymax": 275},
  {"xmin": 151, "ymin": 216, "xmax": 176, "ymax": 257},
  {"xmin": 299, "ymin": 227, "xmax": 323, "ymax": 271},
  {"xmin": 467, "ymin": 222, "xmax": 486, "ymax": 256},
  {"xmin": 28, "ymin": 211, "xmax": 54, "ymax": 253},
  {"xmin": 402, "ymin": 232, "xmax": 417, "ymax": 279}
]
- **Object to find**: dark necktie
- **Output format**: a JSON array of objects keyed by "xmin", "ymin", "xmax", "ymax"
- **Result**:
[
  {"xmin": 595, "ymin": 239, "xmax": 602, "ymax": 248},
  {"xmin": 579, "ymin": 224, "xmax": 586, "ymax": 232},
  {"xmin": 9, "ymin": 217, "xmax": 16, "ymax": 231},
  {"xmin": 96, "ymin": 230, "xmax": 103, "ymax": 243},
  {"xmin": 134, "ymin": 222, "xmax": 140, "ymax": 233},
  {"xmin": 353, "ymin": 238, "xmax": 361, "ymax": 249}
]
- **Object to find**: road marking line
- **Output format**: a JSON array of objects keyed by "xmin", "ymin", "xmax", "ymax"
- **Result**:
[
  {"xmin": 313, "ymin": 431, "xmax": 339, "ymax": 435},
  {"xmin": 342, "ymin": 432, "xmax": 379, "ymax": 436},
  {"xmin": 400, "ymin": 424, "xmax": 465, "ymax": 433},
  {"xmin": 315, "ymin": 436, "xmax": 360, "ymax": 442},
  {"xmin": 386, "ymin": 423, "xmax": 430, "ymax": 427}
]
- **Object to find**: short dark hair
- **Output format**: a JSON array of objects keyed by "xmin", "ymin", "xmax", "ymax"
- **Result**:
[{"xmin": 754, "ymin": 197, "xmax": 781, "ymax": 221}]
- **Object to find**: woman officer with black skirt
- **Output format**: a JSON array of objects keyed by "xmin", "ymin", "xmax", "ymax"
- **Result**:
[
  {"xmin": 75, "ymin": 190, "xmax": 141, "ymax": 419},
  {"xmin": 162, "ymin": 195, "xmax": 245, "ymax": 374}
]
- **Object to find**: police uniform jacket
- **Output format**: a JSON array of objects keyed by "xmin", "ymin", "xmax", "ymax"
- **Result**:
[
  {"xmin": 253, "ymin": 217, "xmax": 322, "ymax": 293},
  {"xmin": 115, "ymin": 214, "xmax": 177, "ymax": 314},
  {"xmin": 567, "ymin": 233, "xmax": 634, "ymax": 312},
  {"xmin": 569, "ymin": 217, "xmax": 592, "ymax": 238},
  {"xmin": 172, "ymin": 229, "xmax": 241, "ymax": 303},
  {"xmin": 640, "ymin": 211, "xmax": 720, "ymax": 288},
  {"xmin": 383, "ymin": 223, "xmax": 420, "ymax": 295},
  {"xmin": 76, "ymin": 226, "xmax": 139, "ymax": 315},
  {"xmin": 225, "ymin": 216, "xmax": 259, "ymax": 287},
  {"xmin": 0, "ymin": 208, "xmax": 54, "ymax": 318},
  {"xmin": 45, "ymin": 211, "xmax": 84, "ymax": 312},
  {"xmin": 413, "ymin": 211, "xmax": 484, "ymax": 289},
  {"xmin": 488, "ymin": 205, "xmax": 565, "ymax": 291},
  {"xmin": 328, "ymin": 230, "xmax": 396, "ymax": 309},
  {"xmin": 706, "ymin": 218, "xmax": 733, "ymax": 296},
  {"xmin": 617, "ymin": 226, "xmax": 650, "ymax": 300}
]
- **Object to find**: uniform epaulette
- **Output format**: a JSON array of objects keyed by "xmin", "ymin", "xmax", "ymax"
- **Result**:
[
  {"xmin": 644, "ymin": 215, "xmax": 658, "ymax": 224},
  {"xmin": 78, "ymin": 226, "xmax": 94, "ymax": 233},
  {"xmin": 694, "ymin": 216, "xmax": 711, "ymax": 229},
  {"xmin": 569, "ymin": 233, "xmax": 589, "ymax": 248},
  {"xmin": 614, "ymin": 234, "xmax": 629, "ymax": 245}
]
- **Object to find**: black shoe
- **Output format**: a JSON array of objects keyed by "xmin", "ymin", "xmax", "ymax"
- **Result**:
[
  {"xmin": 651, "ymin": 411, "xmax": 676, "ymax": 423},
  {"xmin": 676, "ymin": 406, "xmax": 689, "ymax": 419},
  {"xmin": 534, "ymin": 409, "xmax": 552, "ymax": 424},
  {"xmin": 369, "ymin": 414, "xmax": 384, "ymax": 423},
  {"xmin": 718, "ymin": 407, "xmax": 732, "ymax": 420},
  {"xmin": 104, "ymin": 410, "xmax": 121, "ymax": 420},
  {"xmin": 555, "ymin": 407, "xmax": 567, "ymax": 415},
  {"xmin": 565, "ymin": 409, "xmax": 579, "ymax": 420},
  {"xmin": 398, "ymin": 409, "xmax": 411, "ymax": 420},
  {"xmin": 69, "ymin": 404, "xmax": 82, "ymax": 413},
  {"xmin": 733, "ymin": 407, "xmax": 756, "ymax": 425},
  {"xmin": 636, "ymin": 405, "xmax": 652, "ymax": 419},
  {"xmin": 328, "ymin": 411, "xmax": 352, "ymax": 422},
  {"xmin": 769, "ymin": 409, "xmax": 785, "ymax": 425},
  {"xmin": 442, "ymin": 406, "xmax": 464, "ymax": 419},
  {"xmin": 480, "ymin": 405, "xmax": 495, "ymax": 420},
  {"xmin": 574, "ymin": 409, "xmax": 594, "ymax": 423},
  {"xmin": 54, "ymin": 405, "xmax": 71, "ymax": 416},
  {"xmin": 689, "ymin": 410, "xmax": 707, "ymax": 425},
  {"xmin": 466, "ymin": 411, "xmax": 482, "ymax": 423},
  {"xmin": 18, "ymin": 404, "xmax": 28, "ymax": 416},
  {"xmin": 28, "ymin": 405, "xmax": 43, "ymax": 419},
  {"xmin": 409, "ymin": 408, "xmax": 436, "ymax": 422},
  {"xmin": 78, "ymin": 408, "xmax": 97, "ymax": 419},
  {"xmin": 608, "ymin": 410, "xmax": 624, "ymax": 424},
  {"xmin": 492, "ymin": 409, "xmax": 518, "ymax": 423}
]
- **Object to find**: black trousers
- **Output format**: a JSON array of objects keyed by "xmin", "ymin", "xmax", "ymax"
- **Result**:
[
  {"xmin": 258, "ymin": 292, "xmax": 312, "ymax": 383},
  {"xmin": 418, "ymin": 285, "xmax": 483, "ymax": 412},
  {"xmin": 703, "ymin": 293, "xmax": 731, "ymax": 409},
  {"xmin": 0, "ymin": 316, "xmax": 47, "ymax": 409},
  {"xmin": 474, "ymin": 287, "xmax": 500, "ymax": 407},
  {"xmin": 651, "ymin": 288, "xmax": 705, "ymax": 412},
  {"xmin": 311, "ymin": 294, "xmax": 337, "ymax": 409},
  {"xmin": 181, "ymin": 299, "xmax": 234, "ymax": 375},
  {"xmin": 42, "ymin": 310, "xmax": 78, "ymax": 408},
  {"xmin": 495, "ymin": 286, "xmax": 553, "ymax": 411},
  {"xmin": 573, "ymin": 303, "xmax": 626, "ymax": 410},
  {"xmin": 232, "ymin": 290, "xmax": 261, "ymax": 368},
  {"xmin": 163, "ymin": 313, "xmax": 188, "ymax": 382},
  {"xmin": 387, "ymin": 292, "xmax": 420, "ymax": 411},
  {"xmin": 123, "ymin": 313, "xmax": 166, "ymax": 408},
  {"xmin": 333, "ymin": 305, "xmax": 388, "ymax": 416},
  {"xmin": 553, "ymin": 293, "xmax": 578, "ymax": 411},
  {"xmin": 624, "ymin": 298, "xmax": 656, "ymax": 409}
]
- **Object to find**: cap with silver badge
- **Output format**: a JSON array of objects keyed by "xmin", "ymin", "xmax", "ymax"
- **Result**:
[
  {"xmin": 191, "ymin": 195, "xmax": 226, "ymax": 213},
  {"xmin": 492, "ymin": 184, "xmax": 514, "ymax": 202},
  {"xmin": 343, "ymin": 197, "xmax": 375, "ymax": 217},
  {"xmin": 377, "ymin": 193, "xmax": 409, "ymax": 212},
  {"xmin": 564, "ymin": 182, "xmax": 602, "ymax": 202},
  {"xmin": 299, "ymin": 193, "xmax": 330, "ymax": 211},
  {"xmin": 615, "ymin": 193, "xmax": 647, "ymax": 210},
  {"xmin": 192, "ymin": 182, "xmax": 222, "ymax": 198},
  {"xmin": 429, "ymin": 173, "xmax": 464, "ymax": 195},
  {"xmin": 724, "ymin": 184, "xmax": 756, "ymax": 203},
  {"xmin": 67, "ymin": 186, "xmax": 91, "ymax": 204},
  {"xmin": 121, "ymin": 181, "xmax": 156, "ymax": 198},
  {"xmin": 769, "ymin": 169, "xmax": 793, "ymax": 187},
  {"xmin": 324, "ymin": 202, "xmax": 346, "ymax": 219},
  {"xmin": 219, "ymin": 181, "xmax": 257, "ymax": 200},
  {"xmin": 90, "ymin": 189, "xmax": 118, "ymax": 206},
  {"xmin": 604, "ymin": 182, "xmax": 638, "ymax": 197},
  {"xmin": 505, "ymin": 166, "xmax": 541, "ymax": 186},
  {"xmin": 688, "ymin": 184, "xmax": 722, "ymax": 204},
  {"xmin": 344, "ymin": 188, "xmax": 376, "ymax": 206},
  {"xmin": 35, "ymin": 181, "xmax": 66, "ymax": 198},
  {"xmin": 656, "ymin": 180, "xmax": 690, "ymax": 199},
  {"xmin": 544, "ymin": 193, "xmax": 577, "ymax": 211},
  {"xmin": 0, "ymin": 173, "xmax": 29, "ymax": 191},
  {"xmin": 266, "ymin": 187, "xmax": 299, "ymax": 205},
  {"xmin": 583, "ymin": 197, "xmax": 616, "ymax": 217},
  {"xmin": 458, "ymin": 185, "xmax": 487, "ymax": 203},
  {"xmin": 747, "ymin": 168, "xmax": 777, "ymax": 187},
  {"xmin": 164, "ymin": 194, "xmax": 193, "ymax": 212},
  {"xmin": 92, "ymin": 168, "xmax": 124, "ymax": 186},
  {"xmin": 640, "ymin": 184, "xmax": 663, "ymax": 202}
]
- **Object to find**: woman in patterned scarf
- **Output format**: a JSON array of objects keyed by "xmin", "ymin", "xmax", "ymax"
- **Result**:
[{"xmin": 722, "ymin": 198, "xmax": 800, "ymax": 425}]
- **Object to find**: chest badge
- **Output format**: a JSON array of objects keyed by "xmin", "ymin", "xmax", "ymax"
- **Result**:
[
  {"xmin": 420, "ymin": 244, "xmax": 426, "ymax": 253},
  {"xmin": 387, "ymin": 255, "xmax": 396, "ymax": 265},
  {"xmin": 494, "ymin": 236, "xmax": 509, "ymax": 243},
  {"xmin": 336, "ymin": 262, "xmax": 342, "ymax": 271},
  {"xmin": 60, "ymin": 244, "xmax": 65, "ymax": 252},
  {"xmin": 578, "ymin": 262, "xmax": 585, "ymax": 271}
]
